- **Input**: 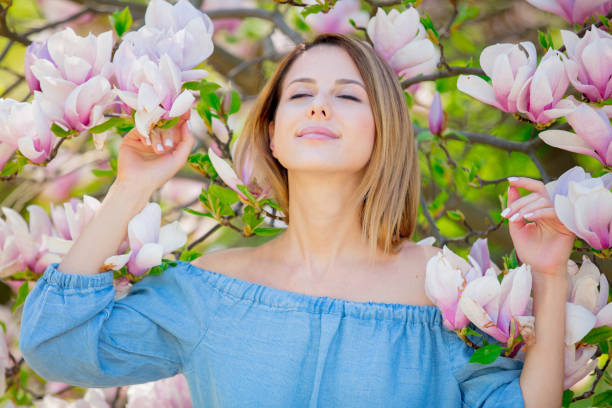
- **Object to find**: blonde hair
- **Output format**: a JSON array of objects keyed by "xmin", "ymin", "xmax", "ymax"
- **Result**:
[{"xmin": 232, "ymin": 33, "xmax": 420, "ymax": 261}]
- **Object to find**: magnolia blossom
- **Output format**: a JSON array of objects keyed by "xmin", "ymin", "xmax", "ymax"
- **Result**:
[
  {"xmin": 551, "ymin": 171, "xmax": 612, "ymax": 249},
  {"xmin": 35, "ymin": 388, "xmax": 110, "ymax": 408},
  {"xmin": 120, "ymin": 0, "xmax": 213, "ymax": 75},
  {"xmin": 457, "ymin": 41, "xmax": 537, "ymax": 113},
  {"xmin": 525, "ymin": 0, "xmax": 611, "ymax": 25},
  {"xmin": 305, "ymin": 0, "xmax": 369, "ymax": 35},
  {"xmin": 424, "ymin": 246, "xmax": 484, "ymax": 330},
  {"xmin": 565, "ymin": 344, "xmax": 598, "ymax": 389},
  {"xmin": 545, "ymin": 165, "xmax": 612, "ymax": 204},
  {"xmin": 113, "ymin": 50, "xmax": 195, "ymax": 139},
  {"xmin": 459, "ymin": 264, "xmax": 533, "ymax": 344},
  {"xmin": 469, "ymin": 237, "xmax": 502, "ymax": 276},
  {"xmin": 103, "ymin": 203, "xmax": 186, "ymax": 276},
  {"xmin": 207, "ymin": 147, "xmax": 269, "ymax": 202},
  {"xmin": 516, "ymin": 48, "xmax": 574, "ymax": 124},
  {"xmin": 126, "ymin": 374, "xmax": 191, "ymax": 408},
  {"xmin": 28, "ymin": 27, "xmax": 115, "ymax": 132},
  {"xmin": 562, "ymin": 26, "xmax": 612, "ymax": 102},
  {"xmin": 0, "ymin": 98, "xmax": 56, "ymax": 165},
  {"xmin": 428, "ymin": 91, "xmax": 444, "ymax": 135},
  {"xmin": 540, "ymin": 103, "xmax": 612, "ymax": 167},
  {"xmin": 366, "ymin": 8, "xmax": 439, "ymax": 80},
  {"xmin": 24, "ymin": 41, "xmax": 51, "ymax": 93},
  {"xmin": 1, "ymin": 206, "xmax": 60, "ymax": 275},
  {"xmin": 44, "ymin": 196, "xmax": 101, "ymax": 255}
]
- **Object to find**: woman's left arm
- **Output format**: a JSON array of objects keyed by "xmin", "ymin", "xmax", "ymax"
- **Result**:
[{"xmin": 502, "ymin": 177, "xmax": 575, "ymax": 408}]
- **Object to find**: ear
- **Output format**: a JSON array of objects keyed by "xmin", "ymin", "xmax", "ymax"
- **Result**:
[{"xmin": 268, "ymin": 121, "xmax": 275, "ymax": 153}]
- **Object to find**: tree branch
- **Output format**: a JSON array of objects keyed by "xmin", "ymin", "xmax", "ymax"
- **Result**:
[{"xmin": 401, "ymin": 67, "xmax": 485, "ymax": 88}]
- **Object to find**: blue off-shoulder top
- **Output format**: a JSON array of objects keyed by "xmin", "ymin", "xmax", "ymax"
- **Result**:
[{"xmin": 19, "ymin": 261, "xmax": 524, "ymax": 407}]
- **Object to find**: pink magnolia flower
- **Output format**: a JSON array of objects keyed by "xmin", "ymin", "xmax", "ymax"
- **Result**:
[
  {"xmin": 516, "ymin": 48, "xmax": 575, "ymax": 125},
  {"xmin": 459, "ymin": 264, "xmax": 533, "ymax": 344},
  {"xmin": 120, "ymin": 0, "xmax": 214, "ymax": 75},
  {"xmin": 113, "ymin": 50, "xmax": 195, "ymax": 139},
  {"xmin": 428, "ymin": 91, "xmax": 444, "ymax": 135},
  {"xmin": 126, "ymin": 374, "xmax": 192, "ymax": 408},
  {"xmin": 539, "ymin": 103, "xmax": 612, "ymax": 166},
  {"xmin": 35, "ymin": 388, "xmax": 110, "ymax": 408},
  {"xmin": 552, "ymin": 171, "xmax": 612, "ymax": 249},
  {"xmin": 564, "ymin": 344, "xmax": 598, "ymax": 389},
  {"xmin": 0, "ymin": 98, "xmax": 56, "ymax": 164},
  {"xmin": 28, "ymin": 27, "xmax": 115, "ymax": 133},
  {"xmin": 525, "ymin": 0, "xmax": 611, "ymax": 25},
  {"xmin": 23, "ymin": 41, "xmax": 51, "ymax": 93},
  {"xmin": 545, "ymin": 165, "xmax": 612, "ymax": 204},
  {"xmin": 44, "ymin": 195, "xmax": 101, "ymax": 255},
  {"xmin": 305, "ymin": 0, "xmax": 369, "ymax": 35},
  {"xmin": 425, "ymin": 246, "xmax": 484, "ymax": 330},
  {"xmin": 457, "ymin": 41, "xmax": 537, "ymax": 113},
  {"xmin": 103, "ymin": 203, "xmax": 186, "ymax": 276},
  {"xmin": 1, "ymin": 205, "xmax": 61, "ymax": 275},
  {"xmin": 562, "ymin": 25, "xmax": 612, "ymax": 102},
  {"xmin": 366, "ymin": 8, "xmax": 439, "ymax": 80},
  {"xmin": 469, "ymin": 238, "xmax": 502, "ymax": 276},
  {"xmin": 207, "ymin": 147, "xmax": 269, "ymax": 201}
]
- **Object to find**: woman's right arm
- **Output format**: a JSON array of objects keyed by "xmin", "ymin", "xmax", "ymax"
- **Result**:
[{"xmin": 58, "ymin": 114, "xmax": 195, "ymax": 275}]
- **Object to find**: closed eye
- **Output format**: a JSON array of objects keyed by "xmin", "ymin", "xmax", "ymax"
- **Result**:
[
  {"xmin": 289, "ymin": 93, "xmax": 311, "ymax": 100},
  {"xmin": 339, "ymin": 95, "xmax": 360, "ymax": 102}
]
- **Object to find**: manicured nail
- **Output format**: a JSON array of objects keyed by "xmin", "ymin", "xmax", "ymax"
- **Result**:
[
  {"xmin": 509, "ymin": 213, "xmax": 520, "ymax": 222},
  {"xmin": 156, "ymin": 143, "xmax": 163, "ymax": 151},
  {"xmin": 507, "ymin": 176, "xmax": 519, "ymax": 182},
  {"xmin": 524, "ymin": 212, "xmax": 534, "ymax": 219},
  {"xmin": 501, "ymin": 208, "xmax": 511, "ymax": 218},
  {"xmin": 164, "ymin": 138, "xmax": 173, "ymax": 147},
  {"xmin": 145, "ymin": 137, "xmax": 152, "ymax": 145}
]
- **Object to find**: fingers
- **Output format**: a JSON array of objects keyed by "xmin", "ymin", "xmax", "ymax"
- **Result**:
[
  {"xmin": 172, "ymin": 120, "xmax": 195, "ymax": 158},
  {"xmin": 507, "ymin": 176, "xmax": 547, "ymax": 195},
  {"xmin": 506, "ymin": 186, "xmax": 527, "ymax": 228},
  {"xmin": 150, "ymin": 129, "xmax": 165, "ymax": 154}
]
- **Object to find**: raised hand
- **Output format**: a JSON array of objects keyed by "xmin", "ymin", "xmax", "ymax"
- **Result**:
[
  {"xmin": 502, "ymin": 177, "xmax": 575, "ymax": 277},
  {"xmin": 116, "ymin": 111, "xmax": 195, "ymax": 195}
]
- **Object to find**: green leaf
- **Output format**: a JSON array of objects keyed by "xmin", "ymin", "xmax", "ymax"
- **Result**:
[
  {"xmin": 301, "ymin": 4, "xmax": 324, "ymax": 18},
  {"xmin": 236, "ymin": 184, "xmax": 257, "ymax": 203},
  {"xmin": 468, "ymin": 343, "xmax": 504, "ymax": 364},
  {"xmin": 593, "ymin": 390, "xmax": 612, "ymax": 407},
  {"xmin": 0, "ymin": 321, "xmax": 6, "ymax": 334},
  {"xmin": 12, "ymin": 281, "xmax": 29, "ymax": 313},
  {"xmin": 254, "ymin": 227, "xmax": 285, "ymax": 236},
  {"xmin": 109, "ymin": 7, "xmax": 132, "ymax": 37},
  {"xmin": 419, "ymin": 13, "xmax": 439, "ymax": 39},
  {"xmin": 601, "ymin": 339, "xmax": 610, "ymax": 355},
  {"xmin": 209, "ymin": 184, "xmax": 239, "ymax": 206},
  {"xmin": 562, "ymin": 390, "xmax": 574, "ymax": 408},
  {"xmin": 183, "ymin": 208, "xmax": 215, "ymax": 218},
  {"xmin": 51, "ymin": 123, "xmax": 71, "ymax": 138},
  {"xmin": 503, "ymin": 249, "xmax": 519, "ymax": 270},
  {"xmin": 261, "ymin": 198, "xmax": 282, "ymax": 211},
  {"xmin": 417, "ymin": 130, "xmax": 434, "ymax": 142},
  {"xmin": 582, "ymin": 325, "xmax": 612, "ymax": 344},
  {"xmin": 91, "ymin": 168, "xmax": 115, "ymax": 178},
  {"xmin": 179, "ymin": 249, "xmax": 202, "ymax": 262},
  {"xmin": 229, "ymin": 90, "xmax": 241, "ymax": 115},
  {"xmin": 537, "ymin": 30, "xmax": 553, "ymax": 50},
  {"xmin": 206, "ymin": 93, "xmax": 221, "ymax": 112},
  {"xmin": 242, "ymin": 206, "xmax": 264, "ymax": 231},
  {"xmin": 464, "ymin": 327, "xmax": 483, "ymax": 337},
  {"xmin": 597, "ymin": 13, "xmax": 611, "ymax": 29},
  {"xmin": 89, "ymin": 117, "xmax": 125, "ymax": 134},
  {"xmin": 446, "ymin": 209, "xmax": 465, "ymax": 221},
  {"xmin": 158, "ymin": 117, "xmax": 180, "ymax": 129}
]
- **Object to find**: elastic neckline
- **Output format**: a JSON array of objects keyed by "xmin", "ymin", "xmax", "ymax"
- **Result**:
[{"xmin": 183, "ymin": 261, "xmax": 442, "ymax": 323}]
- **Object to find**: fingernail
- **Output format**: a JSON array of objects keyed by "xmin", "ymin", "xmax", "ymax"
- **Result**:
[
  {"xmin": 156, "ymin": 143, "xmax": 163, "ymax": 151},
  {"xmin": 508, "ymin": 176, "xmax": 519, "ymax": 182},
  {"xmin": 164, "ymin": 138, "xmax": 174, "ymax": 147},
  {"xmin": 509, "ymin": 213, "xmax": 520, "ymax": 222},
  {"xmin": 145, "ymin": 138, "xmax": 151, "ymax": 146},
  {"xmin": 501, "ymin": 208, "xmax": 511, "ymax": 218},
  {"xmin": 524, "ymin": 212, "xmax": 534, "ymax": 219}
]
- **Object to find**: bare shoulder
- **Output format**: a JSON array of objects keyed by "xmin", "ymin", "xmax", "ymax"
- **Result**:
[
  {"xmin": 393, "ymin": 242, "xmax": 441, "ymax": 306},
  {"xmin": 192, "ymin": 246, "xmax": 254, "ymax": 278}
]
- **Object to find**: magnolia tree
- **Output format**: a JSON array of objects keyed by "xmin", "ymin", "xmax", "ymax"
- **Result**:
[{"xmin": 0, "ymin": 0, "xmax": 611, "ymax": 406}]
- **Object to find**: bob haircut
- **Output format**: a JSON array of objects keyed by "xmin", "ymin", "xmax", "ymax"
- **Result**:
[{"xmin": 232, "ymin": 33, "xmax": 420, "ymax": 262}]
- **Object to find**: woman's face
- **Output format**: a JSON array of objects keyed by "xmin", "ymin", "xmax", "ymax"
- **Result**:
[{"xmin": 269, "ymin": 45, "xmax": 375, "ymax": 174}]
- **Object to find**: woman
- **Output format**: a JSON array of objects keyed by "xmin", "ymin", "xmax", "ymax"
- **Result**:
[{"xmin": 20, "ymin": 34, "xmax": 570, "ymax": 407}]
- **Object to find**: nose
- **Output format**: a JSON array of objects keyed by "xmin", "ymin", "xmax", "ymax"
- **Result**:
[{"xmin": 308, "ymin": 96, "xmax": 330, "ymax": 120}]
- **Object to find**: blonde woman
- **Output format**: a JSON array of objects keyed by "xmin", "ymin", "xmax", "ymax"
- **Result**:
[{"xmin": 20, "ymin": 34, "xmax": 570, "ymax": 407}]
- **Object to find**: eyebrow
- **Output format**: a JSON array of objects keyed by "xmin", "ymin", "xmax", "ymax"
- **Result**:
[{"xmin": 288, "ymin": 77, "xmax": 366, "ymax": 89}]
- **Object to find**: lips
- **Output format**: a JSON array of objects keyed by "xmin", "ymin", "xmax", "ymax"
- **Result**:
[{"xmin": 296, "ymin": 126, "xmax": 340, "ymax": 139}]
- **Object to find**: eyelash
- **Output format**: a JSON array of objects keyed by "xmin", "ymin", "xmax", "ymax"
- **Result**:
[{"xmin": 289, "ymin": 93, "xmax": 360, "ymax": 102}]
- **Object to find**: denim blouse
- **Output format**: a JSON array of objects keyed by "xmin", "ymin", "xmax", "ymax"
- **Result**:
[{"xmin": 20, "ymin": 261, "xmax": 524, "ymax": 407}]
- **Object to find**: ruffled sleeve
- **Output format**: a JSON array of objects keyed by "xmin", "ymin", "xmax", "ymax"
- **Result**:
[
  {"xmin": 19, "ymin": 262, "xmax": 204, "ymax": 388},
  {"xmin": 443, "ymin": 324, "xmax": 525, "ymax": 408}
]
